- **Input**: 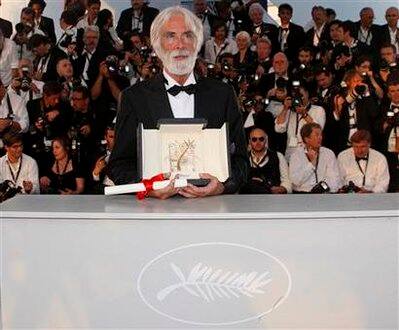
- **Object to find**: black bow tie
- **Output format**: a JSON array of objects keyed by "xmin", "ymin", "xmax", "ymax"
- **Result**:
[
  {"xmin": 281, "ymin": 27, "xmax": 289, "ymax": 32},
  {"xmin": 356, "ymin": 156, "xmax": 368, "ymax": 162},
  {"xmin": 167, "ymin": 84, "xmax": 197, "ymax": 96}
]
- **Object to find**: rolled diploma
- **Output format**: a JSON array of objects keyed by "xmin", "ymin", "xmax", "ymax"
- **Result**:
[{"xmin": 104, "ymin": 178, "xmax": 188, "ymax": 195}]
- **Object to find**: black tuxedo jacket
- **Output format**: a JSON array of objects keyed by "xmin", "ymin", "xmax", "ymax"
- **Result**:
[
  {"xmin": 379, "ymin": 24, "xmax": 398, "ymax": 45},
  {"xmin": 257, "ymin": 72, "xmax": 291, "ymax": 96},
  {"xmin": 108, "ymin": 74, "xmax": 248, "ymax": 193},
  {"xmin": 0, "ymin": 17, "xmax": 12, "ymax": 38},
  {"xmin": 278, "ymin": 22, "xmax": 305, "ymax": 63},
  {"xmin": 116, "ymin": 6, "xmax": 159, "ymax": 38},
  {"xmin": 38, "ymin": 16, "xmax": 56, "ymax": 45},
  {"xmin": 34, "ymin": 47, "xmax": 67, "ymax": 83},
  {"xmin": 305, "ymin": 24, "xmax": 330, "ymax": 48},
  {"xmin": 353, "ymin": 22, "xmax": 381, "ymax": 51},
  {"xmin": 250, "ymin": 23, "xmax": 279, "ymax": 52}
]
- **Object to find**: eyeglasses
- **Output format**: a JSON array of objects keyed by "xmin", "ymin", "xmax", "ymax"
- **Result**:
[{"xmin": 251, "ymin": 137, "xmax": 265, "ymax": 142}]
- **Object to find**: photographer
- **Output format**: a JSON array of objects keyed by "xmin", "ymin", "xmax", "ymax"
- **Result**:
[
  {"xmin": 91, "ymin": 55, "xmax": 129, "ymax": 139},
  {"xmin": 12, "ymin": 7, "xmax": 45, "ymax": 61},
  {"xmin": 204, "ymin": 21, "xmax": 237, "ymax": 64},
  {"xmin": 275, "ymin": 83, "xmax": 326, "ymax": 160},
  {"xmin": 28, "ymin": 0, "xmax": 56, "ymax": 45},
  {"xmin": 332, "ymin": 69, "xmax": 379, "ymax": 153},
  {"xmin": 0, "ymin": 29, "xmax": 19, "ymax": 87},
  {"xmin": 377, "ymin": 43, "xmax": 399, "ymax": 84},
  {"xmin": 76, "ymin": 0, "xmax": 101, "ymax": 30},
  {"xmin": 291, "ymin": 46, "xmax": 316, "ymax": 95},
  {"xmin": 330, "ymin": 44, "xmax": 353, "ymax": 84},
  {"xmin": 0, "ymin": 78, "xmax": 29, "ymax": 147},
  {"xmin": 56, "ymin": 57, "xmax": 85, "ymax": 101},
  {"xmin": 379, "ymin": 78, "xmax": 399, "ymax": 191},
  {"xmin": 90, "ymin": 124, "xmax": 115, "ymax": 193},
  {"xmin": 29, "ymin": 34, "xmax": 67, "ymax": 82},
  {"xmin": 0, "ymin": 131, "xmax": 39, "ymax": 194},
  {"xmin": 26, "ymin": 81, "xmax": 70, "ymax": 160},
  {"xmin": 354, "ymin": 55, "xmax": 384, "ymax": 100},
  {"xmin": 56, "ymin": 10, "xmax": 78, "ymax": 56},
  {"xmin": 240, "ymin": 127, "xmax": 291, "ymax": 194},
  {"xmin": 338, "ymin": 130, "xmax": 389, "ymax": 193},
  {"xmin": 289, "ymin": 122, "xmax": 341, "ymax": 193},
  {"xmin": 254, "ymin": 37, "xmax": 273, "ymax": 77},
  {"xmin": 8, "ymin": 58, "xmax": 44, "ymax": 104}
]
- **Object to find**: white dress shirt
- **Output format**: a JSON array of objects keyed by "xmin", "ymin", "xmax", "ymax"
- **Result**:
[
  {"xmin": 76, "ymin": 15, "xmax": 97, "ymax": 30},
  {"xmin": 204, "ymin": 37, "xmax": 238, "ymax": 64},
  {"xmin": 289, "ymin": 146, "xmax": 341, "ymax": 193},
  {"xmin": 0, "ymin": 38, "xmax": 19, "ymax": 86},
  {"xmin": 388, "ymin": 26, "xmax": 399, "ymax": 54},
  {"xmin": 275, "ymin": 104, "xmax": 326, "ymax": 160},
  {"xmin": 0, "ymin": 153, "xmax": 40, "ymax": 194},
  {"xmin": 0, "ymin": 91, "xmax": 29, "ymax": 133},
  {"xmin": 7, "ymin": 79, "xmax": 44, "ymax": 105},
  {"xmin": 338, "ymin": 147, "xmax": 390, "ymax": 193},
  {"xmin": 163, "ymin": 70, "xmax": 195, "ymax": 119}
]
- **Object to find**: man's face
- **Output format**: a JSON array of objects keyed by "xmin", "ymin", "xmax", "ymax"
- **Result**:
[
  {"xmin": 356, "ymin": 60, "xmax": 371, "ymax": 75},
  {"xmin": 193, "ymin": 0, "xmax": 207, "ymax": 15},
  {"xmin": 360, "ymin": 9, "xmax": 374, "ymax": 27},
  {"xmin": 278, "ymin": 9, "xmax": 292, "ymax": 25},
  {"xmin": 315, "ymin": 72, "xmax": 332, "ymax": 89},
  {"xmin": 57, "ymin": 59, "xmax": 73, "ymax": 78},
  {"xmin": 330, "ymin": 24, "xmax": 344, "ymax": 42},
  {"xmin": 352, "ymin": 140, "xmax": 370, "ymax": 158},
  {"xmin": 31, "ymin": 3, "xmax": 43, "ymax": 19},
  {"xmin": 236, "ymin": 35, "xmax": 248, "ymax": 50},
  {"xmin": 84, "ymin": 30, "xmax": 99, "ymax": 50},
  {"xmin": 313, "ymin": 8, "xmax": 326, "ymax": 25},
  {"xmin": 21, "ymin": 12, "xmax": 34, "ymax": 27},
  {"xmin": 159, "ymin": 14, "xmax": 197, "ymax": 75},
  {"xmin": 273, "ymin": 55, "xmax": 288, "ymax": 75},
  {"xmin": 88, "ymin": 3, "xmax": 100, "ymax": 18},
  {"xmin": 105, "ymin": 129, "xmax": 115, "ymax": 150},
  {"xmin": 6, "ymin": 142, "xmax": 23, "ymax": 161},
  {"xmin": 250, "ymin": 129, "xmax": 267, "ymax": 153},
  {"xmin": 32, "ymin": 43, "xmax": 49, "ymax": 57},
  {"xmin": 72, "ymin": 91, "xmax": 89, "ymax": 111},
  {"xmin": 250, "ymin": 9, "xmax": 263, "ymax": 25},
  {"xmin": 388, "ymin": 84, "xmax": 399, "ymax": 104},
  {"xmin": 257, "ymin": 42, "xmax": 271, "ymax": 60},
  {"xmin": 214, "ymin": 26, "xmax": 226, "ymax": 40},
  {"xmin": 385, "ymin": 8, "xmax": 399, "ymax": 27},
  {"xmin": 44, "ymin": 93, "xmax": 60, "ymax": 109},
  {"xmin": 380, "ymin": 47, "xmax": 395, "ymax": 63},
  {"xmin": 131, "ymin": 0, "xmax": 144, "ymax": 11},
  {"xmin": 305, "ymin": 128, "xmax": 323, "ymax": 149},
  {"xmin": 298, "ymin": 50, "xmax": 312, "ymax": 65}
]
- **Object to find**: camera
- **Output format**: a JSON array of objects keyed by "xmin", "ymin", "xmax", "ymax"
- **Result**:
[
  {"xmin": 0, "ymin": 180, "xmax": 22, "ymax": 203},
  {"xmin": 105, "ymin": 55, "xmax": 120, "ymax": 75},
  {"xmin": 290, "ymin": 80, "xmax": 303, "ymax": 109},
  {"xmin": 59, "ymin": 30, "xmax": 75, "ymax": 48},
  {"xmin": 276, "ymin": 77, "xmax": 288, "ymax": 90},
  {"xmin": 13, "ymin": 23, "xmax": 32, "ymax": 45},
  {"xmin": 310, "ymin": 181, "xmax": 330, "ymax": 194},
  {"xmin": 354, "ymin": 84, "xmax": 369, "ymax": 98},
  {"xmin": 19, "ymin": 67, "xmax": 32, "ymax": 92},
  {"xmin": 340, "ymin": 181, "xmax": 360, "ymax": 193}
]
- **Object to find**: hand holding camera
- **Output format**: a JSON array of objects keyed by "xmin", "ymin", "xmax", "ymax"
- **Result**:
[{"xmin": 22, "ymin": 180, "xmax": 33, "ymax": 194}]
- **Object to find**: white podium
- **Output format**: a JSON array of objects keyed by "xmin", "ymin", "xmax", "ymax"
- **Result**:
[{"xmin": 1, "ymin": 194, "xmax": 398, "ymax": 329}]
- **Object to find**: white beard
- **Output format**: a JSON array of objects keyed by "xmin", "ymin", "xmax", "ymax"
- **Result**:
[{"xmin": 160, "ymin": 49, "xmax": 197, "ymax": 75}]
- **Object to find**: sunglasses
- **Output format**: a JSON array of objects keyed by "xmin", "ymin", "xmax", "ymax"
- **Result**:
[{"xmin": 251, "ymin": 137, "xmax": 265, "ymax": 142}]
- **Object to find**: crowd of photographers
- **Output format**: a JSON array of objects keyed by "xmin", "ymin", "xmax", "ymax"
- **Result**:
[{"xmin": 0, "ymin": 0, "xmax": 398, "ymax": 197}]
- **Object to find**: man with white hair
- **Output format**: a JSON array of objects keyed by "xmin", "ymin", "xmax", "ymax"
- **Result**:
[
  {"xmin": 248, "ymin": 3, "xmax": 278, "ymax": 53},
  {"xmin": 380, "ymin": 7, "xmax": 399, "ymax": 53},
  {"xmin": 109, "ymin": 6, "xmax": 248, "ymax": 198}
]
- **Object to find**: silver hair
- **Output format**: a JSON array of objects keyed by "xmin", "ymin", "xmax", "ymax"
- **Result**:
[
  {"xmin": 150, "ymin": 6, "xmax": 204, "ymax": 59},
  {"xmin": 248, "ymin": 3, "xmax": 265, "ymax": 17},
  {"xmin": 257, "ymin": 36, "xmax": 271, "ymax": 46},
  {"xmin": 84, "ymin": 25, "xmax": 100, "ymax": 37},
  {"xmin": 236, "ymin": 30, "xmax": 251, "ymax": 46}
]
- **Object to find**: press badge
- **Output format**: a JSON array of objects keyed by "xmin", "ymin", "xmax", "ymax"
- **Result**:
[{"xmin": 288, "ymin": 137, "xmax": 298, "ymax": 147}]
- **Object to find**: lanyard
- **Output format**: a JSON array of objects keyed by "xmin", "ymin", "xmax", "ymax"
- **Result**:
[
  {"xmin": 7, "ymin": 156, "xmax": 23, "ymax": 185},
  {"xmin": 313, "ymin": 152, "xmax": 320, "ymax": 183},
  {"xmin": 6, "ymin": 93, "xmax": 13, "ymax": 117},
  {"xmin": 356, "ymin": 157, "xmax": 369, "ymax": 186}
]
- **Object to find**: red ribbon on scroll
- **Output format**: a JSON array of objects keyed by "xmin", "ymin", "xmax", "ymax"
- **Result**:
[{"xmin": 136, "ymin": 173, "xmax": 165, "ymax": 200}]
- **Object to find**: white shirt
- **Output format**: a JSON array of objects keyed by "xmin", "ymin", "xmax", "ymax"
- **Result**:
[
  {"xmin": 57, "ymin": 26, "xmax": 77, "ymax": 54},
  {"xmin": 338, "ymin": 147, "xmax": 390, "ymax": 193},
  {"xmin": 388, "ymin": 26, "xmax": 399, "ymax": 53},
  {"xmin": 76, "ymin": 15, "xmax": 97, "ymax": 30},
  {"xmin": 358, "ymin": 26, "xmax": 372, "ymax": 45},
  {"xmin": 0, "ymin": 91, "xmax": 29, "ymax": 133},
  {"xmin": 204, "ymin": 37, "xmax": 238, "ymax": 64},
  {"xmin": 289, "ymin": 146, "xmax": 341, "ymax": 193},
  {"xmin": 0, "ymin": 38, "xmax": 19, "ymax": 86},
  {"xmin": 312, "ymin": 23, "xmax": 326, "ymax": 47},
  {"xmin": 387, "ymin": 103, "xmax": 399, "ymax": 153},
  {"xmin": 164, "ymin": 70, "xmax": 195, "ymax": 119},
  {"xmin": 12, "ymin": 28, "xmax": 45, "ymax": 62},
  {"xmin": 0, "ymin": 153, "xmax": 40, "ymax": 194},
  {"xmin": 275, "ymin": 104, "xmax": 326, "ymax": 160},
  {"xmin": 250, "ymin": 150, "xmax": 292, "ymax": 193}
]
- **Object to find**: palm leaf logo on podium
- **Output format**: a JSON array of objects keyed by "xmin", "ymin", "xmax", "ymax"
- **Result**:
[{"xmin": 157, "ymin": 262, "xmax": 273, "ymax": 302}]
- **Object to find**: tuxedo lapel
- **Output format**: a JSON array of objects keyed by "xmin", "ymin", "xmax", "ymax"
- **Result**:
[
  {"xmin": 194, "ymin": 76, "xmax": 211, "ymax": 119},
  {"xmin": 147, "ymin": 74, "xmax": 174, "ymax": 121}
]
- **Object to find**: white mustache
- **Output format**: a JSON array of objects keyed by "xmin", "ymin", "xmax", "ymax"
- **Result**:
[{"xmin": 169, "ymin": 50, "xmax": 191, "ymax": 57}]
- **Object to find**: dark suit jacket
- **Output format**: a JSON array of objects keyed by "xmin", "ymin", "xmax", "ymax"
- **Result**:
[
  {"xmin": 34, "ymin": 47, "xmax": 67, "ymax": 83},
  {"xmin": 250, "ymin": 23, "xmax": 279, "ymax": 53},
  {"xmin": 0, "ymin": 17, "xmax": 12, "ymax": 38},
  {"xmin": 305, "ymin": 24, "xmax": 330, "ymax": 48},
  {"xmin": 116, "ymin": 5, "xmax": 159, "ymax": 39},
  {"xmin": 379, "ymin": 24, "xmax": 398, "ymax": 45},
  {"xmin": 38, "ymin": 16, "xmax": 56, "ymax": 45},
  {"xmin": 353, "ymin": 22, "xmax": 381, "ymax": 52},
  {"xmin": 108, "ymin": 74, "xmax": 248, "ymax": 193},
  {"xmin": 278, "ymin": 22, "xmax": 306, "ymax": 63}
]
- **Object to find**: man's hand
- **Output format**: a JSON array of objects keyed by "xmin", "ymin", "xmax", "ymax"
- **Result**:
[
  {"xmin": 99, "ymin": 61, "xmax": 110, "ymax": 79},
  {"xmin": 23, "ymin": 180, "xmax": 33, "ymax": 194},
  {"xmin": 59, "ymin": 188, "xmax": 75, "ymax": 195},
  {"xmin": 179, "ymin": 173, "xmax": 224, "ymax": 198},
  {"xmin": 45, "ymin": 110, "xmax": 60, "ymax": 122},
  {"xmin": 93, "ymin": 155, "xmax": 106, "ymax": 177},
  {"xmin": 271, "ymin": 186, "xmax": 287, "ymax": 194},
  {"xmin": 80, "ymin": 124, "xmax": 91, "ymax": 136},
  {"xmin": 333, "ymin": 94, "xmax": 345, "ymax": 118},
  {"xmin": 0, "ymin": 118, "xmax": 11, "ymax": 132},
  {"xmin": 148, "ymin": 178, "xmax": 179, "ymax": 200},
  {"xmin": 40, "ymin": 176, "xmax": 51, "ymax": 189}
]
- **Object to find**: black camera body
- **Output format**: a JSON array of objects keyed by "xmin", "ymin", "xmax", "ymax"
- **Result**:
[
  {"xmin": 310, "ymin": 181, "xmax": 330, "ymax": 194},
  {"xmin": 0, "ymin": 180, "xmax": 22, "ymax": 203},
  {"xmin": 340, "ymin": 180, "xmax": 360, "ymax": 193}
]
